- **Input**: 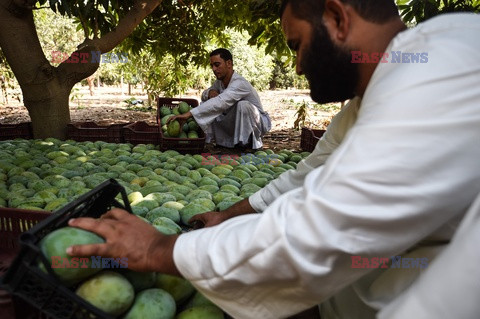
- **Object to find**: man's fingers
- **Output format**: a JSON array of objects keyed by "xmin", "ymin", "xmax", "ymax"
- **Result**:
[
  {"xmin": 66, "ymin": 243, "xmax": 109, "ymax": 257},
  {"xmin": 190, "ymin": 219, "xmax": 205, "ymax": 230},
  {"xmin": 69, "ymin": 217, "xmax": 103, "ymax": 232},
  {"xmin": 166, "ymin": 116, "xmax": 177, "ymax": 124},
  {"xmin": 68, "ymin": 216, "xmax": 115, "ymax": 238},
  {"xmin": 101, "ymin": 208, "xmax": 132, "ymax": 220},
  {"xmin": 189, "ymin": 213, "xmax": 207, "ymax": 224}
]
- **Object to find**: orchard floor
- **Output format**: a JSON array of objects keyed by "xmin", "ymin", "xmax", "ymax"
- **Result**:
[{"xmin": 0, "ymin": 85, "xmax": 340, "ymax": 153}]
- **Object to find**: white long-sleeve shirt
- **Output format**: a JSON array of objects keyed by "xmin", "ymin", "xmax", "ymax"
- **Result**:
[
  {"xmin": 378, "ymin": 191, "xmax": 480, "ymax": 319},
  {"xmin": 190, "ymin": 72, "xmax": 266, "ymax": 132},
  {"xmin": 174, "ymin": 13, "xmax": 480, "ymax": 319},
  {"xmin": 249, "ymin": 97, "xmax": 360, "ymax": 212}
]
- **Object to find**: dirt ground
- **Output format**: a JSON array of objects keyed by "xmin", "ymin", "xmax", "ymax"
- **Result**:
[{"xmin": 0, "ymin": 85, "xmax": 339, "ymax": 153}]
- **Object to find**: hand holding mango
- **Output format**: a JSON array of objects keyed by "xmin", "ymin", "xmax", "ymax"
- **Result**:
[{"xmin": 67, "ymin": 208, "xmax": 181, "ymax": 276}]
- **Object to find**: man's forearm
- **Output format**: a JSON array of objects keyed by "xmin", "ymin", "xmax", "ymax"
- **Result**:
[
  {"xmin": 148, "ymin": 233, "xmax": 182, "ymax": 276},
  {"xmin": 222, "ymin": 198, "xmax": 257, "ymax": 218}
]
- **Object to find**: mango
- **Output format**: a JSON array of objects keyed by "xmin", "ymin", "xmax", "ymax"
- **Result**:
[
  {"xmin": 155, "ymin": 273, "xmax": 195, "ymax": 305},
  {"xmin": 178, "ymin": 101, "xmax": 191, "ymax": 114},
  {"xmin": 176, "ymin": 306, "xmax": 224, "ymax": 319},
  {"xmin": 123, "ymin": 288, "xmax": 176, "ymax": 319},
  {"xmin": 76, "ymin": 271, "xmax": 134, "ymax": 316},
  {"xmin": 167, "ymin": 120, "xmax": 181, "ymax": 138},
  {"xmin": 39, "ymin": 226, "xmax": 105, "ymax": 286}
]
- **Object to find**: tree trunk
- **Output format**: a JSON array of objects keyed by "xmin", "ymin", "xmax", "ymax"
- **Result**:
[
  {"xmin": 0, "ymin": 0, "xmax": 97, "ymax": 139},
  {"xmin": 0, "ymin": 0, "xmax": 163, "ymax": 139},
  {"xmin": 26, "ymin": 86, "xmax": 71, "ymax": 138}
]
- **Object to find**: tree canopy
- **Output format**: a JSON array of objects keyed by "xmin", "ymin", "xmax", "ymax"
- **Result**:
[
  {"xmin": 38, "ymin": 0, "xmax": 286, "ymax": 66},
  {"xmin": 0, "ymin": 0, "xmax": 478, "ymax": 139},
  {"xmin": 397, "ymin": 0, "xmax": 480, "ymax": 24}
]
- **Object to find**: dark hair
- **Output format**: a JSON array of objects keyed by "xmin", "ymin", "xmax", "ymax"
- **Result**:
[
  {"xmin": 280, "ymin": 0, "xmax": 399, "ymax": 24},
  {"xmin": 210, "ymin": 48, "xmax": 233, "ymax": 63}
]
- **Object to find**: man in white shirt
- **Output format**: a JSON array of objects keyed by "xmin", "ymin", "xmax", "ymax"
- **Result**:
[
  {"xmin": 68, "ymin": 1, "xmax": 480, "ymax": 318},
  {"xmin": 169, "ymin": 48, "xmax": 271, "ymax": 150}
]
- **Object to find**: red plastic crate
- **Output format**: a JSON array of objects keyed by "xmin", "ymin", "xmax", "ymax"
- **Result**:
[
  {"xmin": 0, "ymin": 208, "xmax": 51, "ymax": 319},
  {"xmin": 157, "ymin": 97, "xmax": 205, "ymax": 154},
  {"xmin": 66, "ymin": 122, "xmax": 130, "ymax": 143},
  {"xmin": 122, "ymin": 121, "xmax": 161, "ymax": 145},
  {"xmin": 0, "ymin": 122, "xmax": 33, "ymax": 141},
  {"xmin": 0, "ymin": 208, "xmax": 51, "ymax": 272},
  {"xmin": 300, "ymin": 127, "xmax": 326, "ymax": 152},
  {"xmin": 156, "ymin": 97, "xmax": 199, "ymax": 125},
  {"xmin": 160, "ymin": 129, "xmax": 206, "ymax": 154}
]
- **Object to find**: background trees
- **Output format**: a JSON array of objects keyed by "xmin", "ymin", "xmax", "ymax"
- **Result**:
[
  {"xmin": 0, "ymin": 0, "xmax": 478, "ymax": 139},
  {"xmin": 0, "ymin": 0, "xmax": 287, "ymax": 139},
  {"xmin": 397, "ymin": 0, "xmax": 479, "ymax": 24}
]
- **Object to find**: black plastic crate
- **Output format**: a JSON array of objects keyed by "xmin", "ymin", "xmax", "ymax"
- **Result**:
[
  {"xmin": 0, "ymin": 179, "xmax": 132, "ymax": 319},
  {"xmin": 156, "ymin": 97, "xmax": 199, "ymax": 125}
]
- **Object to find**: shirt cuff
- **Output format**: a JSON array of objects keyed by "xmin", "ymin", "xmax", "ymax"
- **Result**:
[
  {"xmin": 190, "ymin": 107, "xmax": 210, "ymax": 133},
  {"xmin": 201, "ymin": 89, "xmax": 210, "ymax": 102},
  {"xmin": 173, "ymin": 230, "xmax": 203, "ymax": 280},
  {"xmin": 248, "ymin": 191, "xmax": 268, "ymax": 213}
]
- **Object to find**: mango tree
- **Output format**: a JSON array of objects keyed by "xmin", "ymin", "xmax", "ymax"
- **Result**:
[
  {"xmin": 0, "ymin": 0, "xmax": 285, "ymax": 139},
  {"xmin": 397, "ymin": 0, "xmax": 480, "ymax": 24}
]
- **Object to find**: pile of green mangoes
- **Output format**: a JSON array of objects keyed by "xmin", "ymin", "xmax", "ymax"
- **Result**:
[
  {"xmin": 0, "ymin": 138, "xmax": 309, "ymax": 217},
  {"xmin": 0, "ymin": 137, "xmax": 311, "ymax": 318}
]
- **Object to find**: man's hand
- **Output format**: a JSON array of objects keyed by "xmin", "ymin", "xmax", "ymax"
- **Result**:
[
  {"xmin": 189, "ymin": 198, "xmax": 257, "ymax": 229},
  {"xmin": 66, "ymin": 208, "xmax": 180, "ymax": 276},
  {"xmin": 166, "ymin": 111, "xmax": 192, "ymax": 128},
  {"xmin": 208, "ymin": 89, "xmax": 220, "ymax": 99},
  {"xmin": 189, "ymin": 211, "xmax": 233, "ymax": 229}
]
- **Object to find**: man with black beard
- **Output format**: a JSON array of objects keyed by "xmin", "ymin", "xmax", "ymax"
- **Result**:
[
  {"xmin": 300, "ymin": 19, "xmax": 359, "ymax": 104},
  {"xmin": 68, "ymin": 0, "xmax": 480, "ymax": 318}
]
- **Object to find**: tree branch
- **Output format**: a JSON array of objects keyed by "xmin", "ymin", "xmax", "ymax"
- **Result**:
[
  {"xmin": 92, "ymin": 0, "xmax": 163, "ymax": 53},
  {"xmin": 57, "ymin": 40, "xmax": 100, "ymax": 90},
  {"xmin": 77, "ymin": 5, "xmax": 90, "ymax": 39},
  {"xmin": 57, "ymin": 0, "xmax": 163, "ymax": 89},
  {"xmin": 93, "ymin": 2, "xmax": 99, "ymax": 39}
]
